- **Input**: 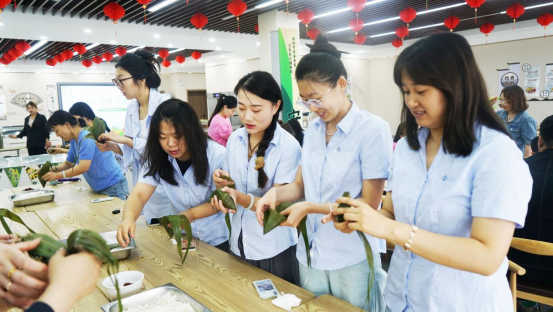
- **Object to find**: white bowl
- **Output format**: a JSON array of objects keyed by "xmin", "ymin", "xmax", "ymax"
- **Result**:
[{"xmin": 102, "ymin": 271, "xmax": 144, "ymax": 300}]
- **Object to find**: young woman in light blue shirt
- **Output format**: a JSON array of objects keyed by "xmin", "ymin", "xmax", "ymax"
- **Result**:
[
  {"xmin": 327, "ymin": 33, "xmax": 532, "ymax": 312},
  {"xmin": 117, "ymin": 99, "xmax": 228, "ymax": 252},
  {"xmin": 255, "ymin": 36, "xmax": 392, "ymax": 310},
  {"xmin": 211, "ymin": 71, "xmax": 301, "ymax": 285}
]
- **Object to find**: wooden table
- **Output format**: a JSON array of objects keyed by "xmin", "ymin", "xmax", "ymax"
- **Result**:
[
  {"xmin": 34, "ymin": 200, "xmax": 316, "ymax": 311},
  {"xmin": 295, "ymin": 295, "xmax": 361, "ymax": 311},
  {"xmin": 0, "ymin": 188, "xmax": 27, "ymax": 213}
]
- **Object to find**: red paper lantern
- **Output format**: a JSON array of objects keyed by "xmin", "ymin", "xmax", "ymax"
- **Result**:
[
  {"xmin": 466, "ymin": 0, "xmax": 486, "ymax": 23},
  {"xmin": 354, "ymin": 33, "xmax": 366, "ymax": 45},
  {"xmin": 506, "ymin": 3, "xmax": 525, "ymax": 30},
  {"xmin": 349, "ymin": 18, "xmax": 364, "ymax": 35},
  {"xmin": 73, "ymin": 44, "xmax": 87, "ymax": 56},
  {"xmin": 175, "ymin": 55, "xmax": 185, "ymax": 65},
  {"xmin": 158, "ymin": 49, "xmax": 169, "ymax": 59},
  {"xmin": 92, "ymin": 55, "xmax": 103, "ymax": 64},
  {"xmin": 227, "ymin": 0, "xmax": 247, "ymax": 32},
  {"xmin": 136, "ymin": 0, "xmax": 151, "ymax": 23},
  {"xmin": 399, "ymin": 7, "xmax": 417, "ymax": 28},
  {"xmin": 395, "ymin": 25, "xmax": 409, "ymax": 42},
  {"xmin": 444, "ymin": 16, "xmax": 460, "ymax": 32},
  {"xmin": 0, "ymin": 0, "xmax": 11, "ymax": 13},
  {"xmin": 15, "ymin": 41, "xmax": 31, "ymax": 53},
  {"xmin": 103, "ymin": 52, "xmax": 114, "ymax": 62},
  {"xmin": 8, "ymin": 48, "xmax": 23, "ymax": 59},
  {"xmin": 392, "ymin": 38, "xmax": 403, "ymax": 49},
  {"xmin": 0, "ymin": 57, "xmax": 10, "ymax": 66},
  {"xmin": 162, "ymin": 59, "xmax": 171, "ymax": 68},
  {"xmin": 82, "ymin": 59, "xmax": 92, "ymax": 68},
  {"xmin": 115, "ymin": 46, "xmax": 127, "ymax": 57},
  {"xmin": 537, "ymin": 13, "xmax": 553, "ymax": 37},
  {"xmin": 191, "ymin": 51, "xmax": 202, "ymax": 61},
  {"xmin": 480, "ymin": 22, "xmax": 494, "ymax": 44},
  {"xmin": 347, "ymin": 0, "xmax": 366, "ymax": 14},
  {"xmin": 54, "ymin": 54, "xmax": 65, "ymax": 63},
  {"xmin": 3, "ymin": 53, "xmax": 15, "ymax": 63},
  {"xmin": 306, "ymin": 28, "xmax": 320, "ymax": 41},
  {"xmin": 191, "ymin": 12, "xmax": 208, "ymax": 31},
  {"xmin": 104, "ymin": 2, "xmax": 125, "ymax": 24},
  {"xmin": 255, "ymin": 24, "xmax": 259, "ymax": 33},
  {"xmin": 298, "ymin": 8, "xmax": 314, "ymax": 30},
  {"xmin": 62, "ymin": 49, "xmax": 74, "ymax": 60},
  {"xmin": 45, "ymin": 59, "xmax": 57, "ymax": 67}
]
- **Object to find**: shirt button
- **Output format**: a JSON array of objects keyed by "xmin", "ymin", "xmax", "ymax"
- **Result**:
[{"xmin": 337, "ymin": 147, "xmax": 341, "ymax": 152}]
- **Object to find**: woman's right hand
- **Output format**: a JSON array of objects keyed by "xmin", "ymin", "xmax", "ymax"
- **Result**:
[
  {"xmin": 210, "ymin": 187, "xmax": 238, "ymax": 214},
  {"xmin": 116, "ymin": 219, "xmax": 136, "ymax": 248},
  {"xmin": 213, "ymin": 169, "xmax": 233, "ymax": 189},
  {"xmin": 46, "ymin": 148, "xmax": 66, "ymax": 155},
  {"xmin": 96, "ymin": 141, "xmax": 117, "ymax": 153},
  {"xmin": 8, "ymin": 135, "xmax": 17, "ymax": 139},
  {"xmin": 98, "ymin": 132, "xmax": 124, "ymax": 144},
  {"xmin": 255, "ymin": 188, "xmax": 277, "ymax": 226}
]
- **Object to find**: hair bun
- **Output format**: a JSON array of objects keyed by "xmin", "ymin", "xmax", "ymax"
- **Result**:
[{"xmin": 310, "ymin": 35, "xmax": 341, "ymax": 60}]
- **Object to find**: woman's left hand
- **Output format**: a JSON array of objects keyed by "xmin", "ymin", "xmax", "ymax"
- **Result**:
[
  {"xmin": 210, "ymin": 187, "xmax": 238, "ymax": 214},
  {"xmin": 327, "ymin": 197, "xmax": 392, "ymax": 239},
  {"xmin": 279, "ymin": 202, "xmax": 310, "ymax": 228},
  {"xmin": 44, "ymin": 141, "xmax": 52, "ymax": 149},
  {"xmin": 41, "ymin": 172, "xmax": 60, "ymax": 182},
  {"xmin": 98, "ymin": 132, "xmax": 124, "ymax": 144}
]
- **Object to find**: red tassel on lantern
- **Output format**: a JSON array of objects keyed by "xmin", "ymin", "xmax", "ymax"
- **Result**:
[
  {"xmin": 392, "ymin": 38, "xmax": 403, "ymax": 50},
  {"xmin": 136, "ymin": 0, "xmax": 151, "ymax": 23},
  {"xmin": 349, "ymin": 18, "xmax": 364, "ymax": 35},
  {"xmin": 506, "ymin": 3, "xmax": 525, "ymax": 30},
  {"xmin": 104, "ymin": 2, "xmax": 125, "ymax": 35},
  {"xmin": 480, "ymin": 22, "xmax": 494, "ymax": 44},
  {"xmin": 92, "ymin": 55, "xmax": 103, "ymax": 64},
  {"xmin": 399, "ymin": 7, "xmax": 417, "ymax": 29},
  {"xmin": 115, "ymin": 46, "xmax": 127, "ymax": 57},
  {"xmin": 395, "ymin": 26, "xmax": 409, "ymax": 42},
  {"xmin": 298, "ymin": 8, "xmax": 314, "ymax": 31},
  {"xmin": 444, "ymin": 16, "xmax": 460, "ymax": 32},
  {"xmin": 45, "ymin": 59, "xmax": 57, "ymax": 67},
  {"xmin": 191, "ymin": 51, "xmax": 202, "ymax": 61},
  {"xmin": 354, "ymin": 34, "xmax": 366, "ymax": 45},
  {"xmin": 158, "ymin": 49, "xmax": 169, "ymax": 60},
  {"xmin": 227, "ymin": 0, "xmax": 247, "ymax": 33},
  {"xmin": 306, "ymin": 28, "xmax": 320, "ymax": 41},
  {"xmin": 175, "ymin": 55, "xmax": 185, "ymax": 66},
  {"xmin": 466, "ymin": 0, "xmax": 486, "ymax": 23},
  {"xmin": 103, "ymin": 52, "xmax": 114, "ymax": 62},
  {"xmin": 82, "ymin": 59, "xmax": 92, "ymax": 68},
  {"xmin": 537, "ymin": 13, "xmax": 553, "ymax": 38}
]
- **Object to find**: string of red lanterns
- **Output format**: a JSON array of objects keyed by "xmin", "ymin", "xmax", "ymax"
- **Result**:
[
  {"xmin": 136, "ymin": 0, "xmax": 151, "ymax": 23},
  {"xmin": 227, "ymin": 0, "xmax": 247, "ymax": 33},
  {"xmin": 191, "ymin": 51, "xmax": 202, "ymax": 61},
  {"xmin": 354, "ymin": 33, "xmax": 366, "ymax": 45},
  {"xmin": 506, "ymin": 3, "xmax": 525, "ymax": 30},
  {"xmin": 399, "ymin": 7, "xmax": 417, "ymax": 29},
  {"xmin": 175, "ymin": 55, "xmax": 185, "ymax": 66},
  {"xmin": 391, "ymin": 38, "xmax": 403, "ymax": 50},
  {"xmin": 537, "ymin": 13, "xmax": 553, "ymax": 37},
  {"xmin": 298, "ymin": 8, "xmax": 314, "ymax": 31},
  {"xmin": 444, "ymin": 16, "xmax": 460, "ymax": 32},
  {"xmin": 306, "ymin": 28, "xmax": 320, "ymax": 41},
  {"xmin": 104, "ymin": 2, "xmax": 125, "ymax": 35},
  {"xmin": 465, "ymin": 0, "xmax": 486, "ymax": 23},
  {"xmin": 479, "ymin": 22, "xmax": 494, "ymax": 44},
  {"xmin": 349, "ymin": 18, "xmax": 364, "ymax": 36}
]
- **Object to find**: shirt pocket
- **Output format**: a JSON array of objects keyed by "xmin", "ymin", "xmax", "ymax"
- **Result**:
[{"xmin": 508, "ymin": 122, "xmax": 521, "ymax": 133}]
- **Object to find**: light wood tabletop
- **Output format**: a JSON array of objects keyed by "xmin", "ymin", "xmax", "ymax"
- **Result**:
[
  {"xmin": 0, "ymin": 188, "xmax": 27, "ymax": 213},
  {"xmin": 34, "ymin": 200, "xmax": 316, "ymax": 311},
  {"xmin": 294, "ymin": 294, "xmax": 362, "ymax": 311}
]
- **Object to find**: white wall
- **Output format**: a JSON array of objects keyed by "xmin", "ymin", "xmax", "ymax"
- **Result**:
[
  {"xmin": 205, "ymin": 59, "xmax": 261, "ymax": 93},
  {"xmin": 159, "ymin": 73, "xmax": 206, "ymax": 102}
]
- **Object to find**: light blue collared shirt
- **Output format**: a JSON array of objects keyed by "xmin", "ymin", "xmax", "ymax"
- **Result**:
[
  {"xmin": 121, "ymin": 88, "xmax": 171, "ymax": 219},
  {"xmin": 384, "ymin": 125, "xmax": 532, "ymax": 312},
  {"xmin": 224, "ymin": 125, "xmax": 301, "ymax": 260},
  {"xmin": 139, "ymin": 141, "xmax": 228, "ymax": 247},
  {"xmin": 298, "ymin": 102, "xmax": 393, "ymax": 270}
]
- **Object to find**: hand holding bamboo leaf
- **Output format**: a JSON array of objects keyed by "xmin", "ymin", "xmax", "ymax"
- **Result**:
[
  {"xmin": 210, "ymin": 187, "xmax": 238, "ymax": 214},
  {"xmin": 212, "ymin": 170, "xmax": 235, "ymax": 189}
]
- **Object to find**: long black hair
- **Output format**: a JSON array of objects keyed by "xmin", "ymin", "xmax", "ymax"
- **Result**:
[
  {"xmin": 142, "ymin": 99, "xmax": 209, "ymax": 186},
  {"xmin": 207, "ymin": 94, "xmax": 237, "ymax": 126},
  {"xmin": 69, "ymin": 102, "xmax": 111, "ymax": 132},
  {"xmin": 296, "ymin": 35, "xmax": 347, "ymax": 84},
  {"xmin": 394, "ymin": 32, "xmax": 509, "ymax": 157},
  {"xmin": 286, "ymin": 118, "xmax": 304, "ymax": 147},
  {"xmin": 115, "ymin": 49, "xmax": 161, "ymax": 89},
  {"xmin": 234, "ymin": 71, "xmax": 283, "ymax": 189},
  {"xmin": 47, "ymin": 110, "xmax": 79, "ymax": 128}
]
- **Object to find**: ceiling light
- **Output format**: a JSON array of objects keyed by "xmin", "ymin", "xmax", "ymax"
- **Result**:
[
  {"xmin": 24, "ymin": 40, "xmax": 48, "ymax": 56},
  {"xmin": 0, "ymin": 22, "xmax": 4, "ymax": 27},
  {"xmin": 209, "ymin": 38, "xmax": 215, "ymax": 43},
  {"xmin": 84, "ymin": 29, "xmax": 92, "ymax": 33},
  {"xmin": 148, "ymin": 0, "xmax": 178, "ymax": 12},
  {"xmin": 199, "ymin": 60, "xmax": 203, "ymax": 63},
  {"xmin": 36, "ymin": 72, "xmax": 42, "ymax": 74},
  {"xmin": 370, "ymin": 23, "xmax": 443, "ymax": 38},
  {"xmin": 110, "ymin": 40, "xmax": 116, "ymax": 44},
  {"xmin": 221, "ymin": 55, "xmax": 225, "ymax": 59},
  {"xmin": 314, "ymin": 0, "xmax": 386, "ymax": 20},
  {"xmin": 127, "ymin": 46, "xmax": 145, "ymax": 53},
  {"xmin": 256, "ymin": 0, "xmax": 282, "ymax": 9},
  {"xmin": 329, "ymin": 1, "xmax": 464, "ymax": 34},
  {"xmin": 169, "ymin": 47, "xmax": 186, "ymax": 53},
  {"xmin": 154, "ymin": 34, "xmax": 160, "ymax": 38},
  {"xmin": 256, "ymin": 42, "xmax": 260, "ymax": 46},
  {"xmin": 86, "ymin": 43, "xmax": 100, "ymax": 49},
  {"xmin": 168, "ymin": 44, "xmax": 173, "ymax": 47},
  {"xmin": 216, "ymin": 47, "xmax": 221, "ymax": 50},
  {"xmin": 40, "ymin": 36, "xmax": 47, "ymax": 40}
]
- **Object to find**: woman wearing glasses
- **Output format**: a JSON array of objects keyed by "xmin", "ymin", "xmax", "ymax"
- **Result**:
[
  {"xmin": 255, "ymin": 36, "xmax": 392, "ymax": 310},
  {"xmin": 210, "ymin": 71, "xmax": 302, "ymax": 285},
  {"xmin": 98, "ymin": 49, "xmax": 170, "ymax": 220},
  {"xmin": 9, "ymin": 102, "xmax": 51, "ymax": 156},
  {"xmin": 496, "ymin": 85, "xmax": 537, "ymax": 157}
]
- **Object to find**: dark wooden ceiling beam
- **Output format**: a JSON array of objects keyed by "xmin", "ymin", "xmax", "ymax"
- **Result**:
[
  {"xmin": 53, "ymin": 0, "xmax": 74, "ymax": 16},
  {"xmin": 23, "ymin": 0, "xmax": 38, "ymax": 14},
  {"xmin": 32, "ymin": 0, "xmax": 48, "ymax": 14}
]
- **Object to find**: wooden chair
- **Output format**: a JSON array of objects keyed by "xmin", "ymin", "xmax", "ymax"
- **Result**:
[{"xmin": 508, "ymin": 238, "xmax": 553, "ymax": 312}]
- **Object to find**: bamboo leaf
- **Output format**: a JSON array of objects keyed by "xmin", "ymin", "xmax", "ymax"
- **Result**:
[
  {"xmin": 357, "ymin": 231, "xmax": 374, "ymax": 307},
  {"xmin": 159, "ymin": 215, "xmax": 193, "ymax": 265},
  {"xmin": 37, "ymin": 161, "xmax": 51, "ymax": 188},
  {"xmin": 0, "ymin": 209, "xmax": 36, "ymax": 234},
  {"xmin": 335, "ymin": 191, "xmax": 351, "ymax": 223},
  {"xmin": 225, "ymin": 213, "xmax": 232, "ymax": 240},
  {"xmin": 21, "ymin": 233, "xmax": 66, "ymax": 264},
  {"xmin": 298, "ymin": 217, "xmax": 311, "ymax": 268},
  {"xmin": 91, "ymin": 117, "xmax": 106, "ymax": 141},
  {"xmin": 208, "ymin": 175, "xmax": 236, "ymax": 239},
  {"xmin": 262, "ymin": 202, "xmax": 292, "ymax": 234}
]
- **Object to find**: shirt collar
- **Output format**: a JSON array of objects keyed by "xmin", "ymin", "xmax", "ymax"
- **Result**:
[
  {"xmin": 237, "ymin": 123, "xmax": 282, "ymax": 147},
  {"xmin": 129, "ymin": 88, "xmax": 160, "ymax": 117},
  {"xmin": 313, "ymin": 101, "xmax": 360, "ymax": 136}
]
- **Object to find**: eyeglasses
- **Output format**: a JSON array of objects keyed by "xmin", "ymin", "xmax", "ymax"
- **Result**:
[
  {"xmin": 296, "ymin": 82, "xmax": 335, "ymax": 110},
  {"xmin": 112, "ymin": 76, "xmax": 133, "ymax": 89},
  {"xmin": 498, "ymin": 98, "xmax": 507, "ymax": 104}
]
